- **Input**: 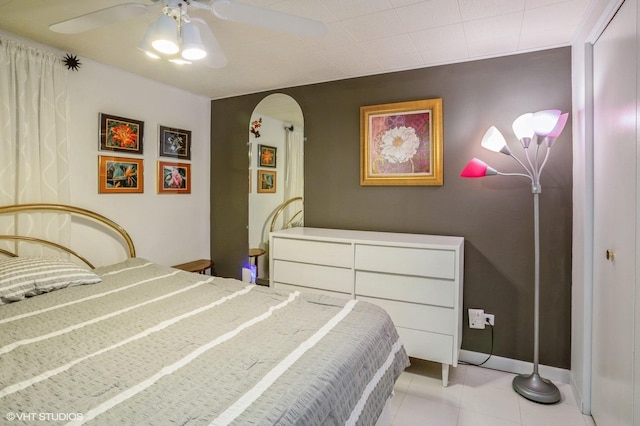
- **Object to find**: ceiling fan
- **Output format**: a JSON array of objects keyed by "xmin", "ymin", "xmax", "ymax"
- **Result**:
[{"xmin": 49, "ymin": 0, "xmax": 328, "ymax": 68}]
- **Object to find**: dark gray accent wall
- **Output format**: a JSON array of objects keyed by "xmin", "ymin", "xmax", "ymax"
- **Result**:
[{"xmin": 210, "ymin": 47, "xmax": 572, "ymax": 369}]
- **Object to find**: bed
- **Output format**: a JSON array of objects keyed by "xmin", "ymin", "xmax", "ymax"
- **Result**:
[{"xmin": 0, "ymin": 204, "xmax": 410, "ymax": 425}]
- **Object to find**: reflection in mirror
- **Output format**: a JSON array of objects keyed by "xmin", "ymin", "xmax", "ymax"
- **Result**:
[{"xmin": 248, "ymin": 94, "xmax": 304, "ymax": 284}]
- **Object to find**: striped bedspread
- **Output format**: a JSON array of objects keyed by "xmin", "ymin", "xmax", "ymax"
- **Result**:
[{"xmin": 0, "ymin": 258, "xmax": 409, "ymax": 425}]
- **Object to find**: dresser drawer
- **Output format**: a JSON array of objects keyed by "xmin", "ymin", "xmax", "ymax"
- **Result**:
[
  {"xmin": 355, "ymin": 244, "xmax": 456, "ymax": 279},
  {"xmin": 395, "ymin": 327, "xmax": 455, "ymax": 364},
  {"xmin": 357, "ymin": 296, "xmax": 453, "ymax": 335},
  {"xmin": 272, "ymin": 237, "xmax": 352, "ymax": 268},
  {"xmin": 355, "ymin": 271, "xmax": 454, "ymax": 307},
  {"xmin": 272, "ymin": 260, "xmax": 352, "ymax": 294},
  {"xmin": 273, "ymin": 282, "xmax": 351, "ymax": 298}
]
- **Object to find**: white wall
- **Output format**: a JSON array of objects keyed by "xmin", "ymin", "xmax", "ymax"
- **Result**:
[{"xmin": 65, "ymin": 59, "xmax": 211, "ymax": 267}]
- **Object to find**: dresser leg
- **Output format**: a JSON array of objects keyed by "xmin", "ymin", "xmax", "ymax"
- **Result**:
[{"xmin": 442, "ymin": 363, "xmax": 449, "ymax": 387}]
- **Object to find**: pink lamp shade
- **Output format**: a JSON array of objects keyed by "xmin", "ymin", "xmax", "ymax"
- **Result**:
[
  {"xmin": 543, "ymin": 113, "xmax": 569, "ymax": 147},
  {"xmin": 460, "ymin": 158, "xmax": 498, "ymax": 178},
  {"xmin": 548, "ymin": 112, "xmax": 569, "ymax": 137}
]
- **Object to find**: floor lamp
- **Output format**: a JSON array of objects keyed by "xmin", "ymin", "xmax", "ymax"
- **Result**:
[{"xmin": 460, "ymin": 109, "xmax": 569, "ymax": 404}]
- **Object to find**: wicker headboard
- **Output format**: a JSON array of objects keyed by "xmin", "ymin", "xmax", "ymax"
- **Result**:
[{"xmin": 0, "ymin": 203, "xmax": 136, "ymax": 268}]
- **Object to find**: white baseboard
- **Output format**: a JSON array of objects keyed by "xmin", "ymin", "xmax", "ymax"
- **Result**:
[
  {"xmin": 459, "ymin": 350, "xmax": 571, "ymax": 384},
  {"xmin": 569, "ymin": 370, "xmax": 591, "ymax": 415}
]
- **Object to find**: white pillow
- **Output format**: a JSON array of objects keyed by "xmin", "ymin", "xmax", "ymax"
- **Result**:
[{"xmin": 0, "ymin": 257, "xmax": 102, "ymax": 304}]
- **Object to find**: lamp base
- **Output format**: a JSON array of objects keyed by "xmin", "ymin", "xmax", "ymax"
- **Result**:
[{"xmin": 512, "ymin": 372, "xmax": 561, "ymax": 404}]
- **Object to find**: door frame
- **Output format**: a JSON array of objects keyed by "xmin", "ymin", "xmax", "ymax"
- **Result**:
[{"xmin": 571, "ymin": 0, "xmax": 627, "ymax": 416}]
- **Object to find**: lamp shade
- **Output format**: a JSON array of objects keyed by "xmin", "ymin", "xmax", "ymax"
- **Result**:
[
  {"xmin": 481, "ymin": 126, "xmax": 511, "ymax": 155},
  {"xmin": 512, "ymin": 113, "xmax": 534, "ymax": 144},
  {"xmin": 460, "ymin": 158, "xmax": 498, "ymax": 178},
  {"xmin": 543, "ymin": 112, "xmax": 569, "ymax": 147},
  {"xmin": 548, "ymin": 112, "xmax": 568, "ymax": 138},
  {"xmin": 138, "ymin": 23, "xmax": 161, "ymax": 59},
  {"xmin": 181, "ymin": 22, "xmax": 207, "ymax": 60},
  {"xmin": 532, "ymin": 109, "xmax": 561, "ymax": 136},
  {"xmin": 152, "ymin": 14, "xmax": 180, "ymax": 54}
]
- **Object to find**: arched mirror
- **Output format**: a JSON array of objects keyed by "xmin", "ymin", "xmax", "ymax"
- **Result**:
[{"xmin": 248, "ymin": 94, "xmax": 304, "ymax": 284}]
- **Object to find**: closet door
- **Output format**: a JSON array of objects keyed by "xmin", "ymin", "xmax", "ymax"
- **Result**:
[{"xmin": 591, "ymin": 0, "xmax": 638, "ymax": 424}]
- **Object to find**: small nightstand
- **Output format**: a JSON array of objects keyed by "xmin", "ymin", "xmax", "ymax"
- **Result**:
[{"xmin": 172, "ymin": 259, "xmax": 215, "ymax": 275}]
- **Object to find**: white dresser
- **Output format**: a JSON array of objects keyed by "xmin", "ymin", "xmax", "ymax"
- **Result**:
[{"xmin": 269, "ymin": 227, "xmax": 464, "ymax": 386}]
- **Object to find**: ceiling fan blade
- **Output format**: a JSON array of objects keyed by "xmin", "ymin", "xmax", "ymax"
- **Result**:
[
  {"xmin": 211, "ymin": 0, "xmax": 327, "ymax": 38},
  {"xmin": 191, "ymin": 18, "xmax": 228, "ymax": 69},
  {"xmin": 49, "ymin": 3, "xmax": 152, "ymax": 34}
]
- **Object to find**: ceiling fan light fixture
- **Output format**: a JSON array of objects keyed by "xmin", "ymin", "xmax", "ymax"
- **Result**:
[
  {"xmin": 138, "ymin": 22, "xmax": 161, "ymax": 59},
  {"xmin": 49, "ymin": 0, "xmax": 327, "ymax": 70},
  {"xmin": 151, "ymin": 14, "xmax": 180, "ymax": 54},
  {"xmin": 181, "ymin": 46, "xmax": 207, "ymax": 61},
  {"xmin": 181, "ymin": 22, "xmax": 207, "ymax": 60},
  {"xmin": 152, "ymin": 39, "xmax": 179, "ymax": 54}
]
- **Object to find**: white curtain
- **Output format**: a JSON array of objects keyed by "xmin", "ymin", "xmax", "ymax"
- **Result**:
[
  {"xmin": 283, "ymin": 127, "xmax": 304, "ymax": 227},
  {"xmin": 0, "ymin": 35, "xmax": 71, "ymax": 255}
]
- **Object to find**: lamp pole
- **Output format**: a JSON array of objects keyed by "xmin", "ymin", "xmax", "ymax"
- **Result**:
[
  {"xmin": 511, "ymin": 185, "xmax": 561, "ymax": 404},
  {"xmin": 533, "ymin": 190, "xmax": 540, "ymax": 374}
]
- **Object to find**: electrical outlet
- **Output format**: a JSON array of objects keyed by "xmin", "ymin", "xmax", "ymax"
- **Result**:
[
  {"xmin": 468, "ymin": 308, "xmax": 485, "ymax": 329},
  {"xmin": 484, "ymin": 313, "xmax": 495, "ymax": 326}
]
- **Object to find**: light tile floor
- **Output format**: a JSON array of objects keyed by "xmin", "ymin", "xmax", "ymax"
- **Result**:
[{"xmin": 391, "ymin": 358, "xmax": 596, "ymax": 426}]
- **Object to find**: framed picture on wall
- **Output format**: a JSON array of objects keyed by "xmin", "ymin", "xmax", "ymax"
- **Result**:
[
  {"xmin": 99, "ymin": 113, "xmax": 144, "ymax": 154},
  {"xmin": 98, "ymin": 155, "xmax": 143, "ymax": 193},
  {"xmin": 258, "ymin": 144, "xmax": 277, "ymax": 168},
  {"xmin": 360, "ymin": 98, "xmax": 443, "ymax": 186},
  {"xmin": 157, "ymin": 161, "xmax": 191, "ymax": 194},
  {"xmin": 257, "ymin": 170, "xmax": 276, "ymax": 193},
  {"xmin": 159, "ymin": 125, "xmax": 191, "ymax": 160}
]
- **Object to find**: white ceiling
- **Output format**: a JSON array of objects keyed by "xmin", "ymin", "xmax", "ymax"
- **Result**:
[{"xmin": 0, "ymin": 0, "xmax": 591, "ymax": 101}]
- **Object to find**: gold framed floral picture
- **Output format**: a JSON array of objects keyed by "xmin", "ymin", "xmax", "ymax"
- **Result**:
[
  {"xmin": 360, "ymin": 98, "xmax": 443, "ymax": 186},
  {"xmin": 99, "ymin": 113, "xmax": 144, "ymax": 154}
]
